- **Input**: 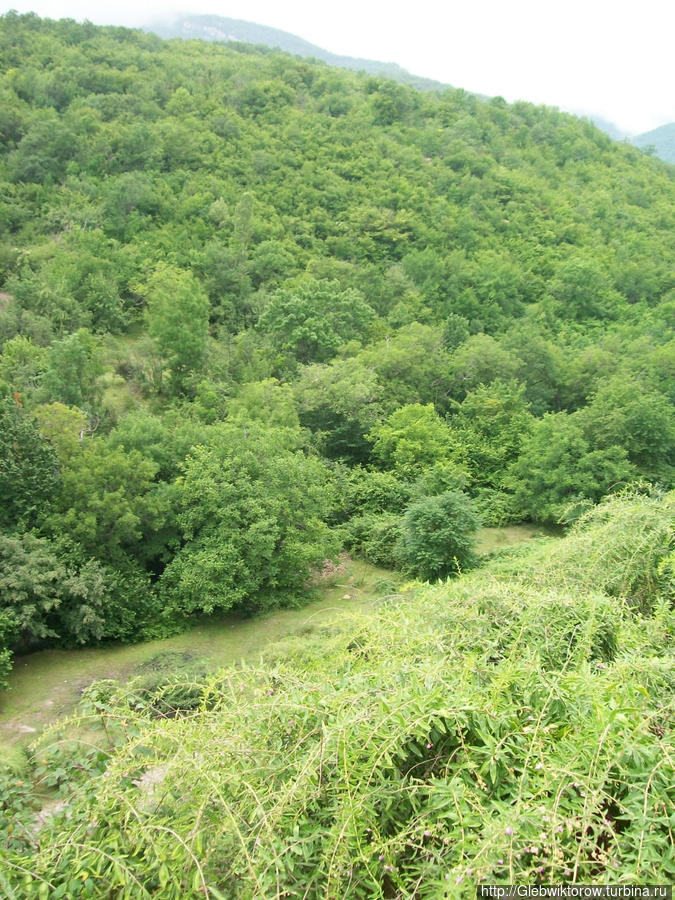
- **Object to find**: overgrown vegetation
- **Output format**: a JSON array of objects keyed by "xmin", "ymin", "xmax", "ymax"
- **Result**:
[
  {"xmin": 0, "ymin": 27, "xmax": 674, "ymax": 894},
  {"xmin": 0, "ymin": 12, "xmax": 673, "ymax": 677},
  {"xmin": 1, "ymin": 493, "xmax": 672, "ymax": 896}
]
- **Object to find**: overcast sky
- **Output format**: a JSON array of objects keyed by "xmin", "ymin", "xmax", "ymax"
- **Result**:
[{"xmin": 4, "ymin": 0, "xmax": 674, "ymax": 135}]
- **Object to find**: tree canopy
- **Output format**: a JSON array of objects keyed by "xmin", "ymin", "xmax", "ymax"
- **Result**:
[{"xmin": 0, "ymin": 10, "xmax": 672, "ymax": 672}]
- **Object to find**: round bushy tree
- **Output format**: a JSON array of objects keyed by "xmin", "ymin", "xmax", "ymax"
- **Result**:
[{"xmin": 396, "ymin": 489, "xmax": 479, "ymax": 580}]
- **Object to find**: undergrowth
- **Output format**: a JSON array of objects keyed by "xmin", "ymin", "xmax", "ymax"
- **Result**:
[{"xmin": 1, "ymin": 492, "xmax": 673, "ymax": 898}]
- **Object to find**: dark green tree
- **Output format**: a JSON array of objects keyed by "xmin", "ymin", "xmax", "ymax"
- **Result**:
[
  {"xmin": 0, "ymin": 397, "xmax": 59, "ymax": 529},
  {"xmin": 396, "ymin": 490, "xmax": 479, "ymax": 580}
]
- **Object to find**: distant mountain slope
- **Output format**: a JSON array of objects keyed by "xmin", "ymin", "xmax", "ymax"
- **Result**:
[
  {"xmin": 145, "ymin": 14, "xmax": 447, "ymax": 90},
  {"xmin": 584, "ymin": 115, "xmax": 627, "ymax": 142},
  {"xmin": 631, "ymin": 123, "xmax": 675, "ymax": 164}
]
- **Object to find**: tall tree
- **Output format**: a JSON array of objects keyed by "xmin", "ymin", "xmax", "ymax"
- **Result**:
[
  {"xmin": 144, "ymin": 265, "xmax": 210, "ymax": 394},
  {"xmin": 0, "ymin": 396, "xmax": 59, "ymax": 529}
]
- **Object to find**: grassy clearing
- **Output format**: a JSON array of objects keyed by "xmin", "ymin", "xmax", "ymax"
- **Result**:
[
  {"xmin": 475, "ymin": 523, "xmax": 554, "ymax": 554},
  {"xmin": 0, "ymin": 525, "xmax": 544, "ymax": 760},
  {"xmin": 0, "ymin": 526, "xmax": 549, "ymax": 758},
  {"xmin": 0, "ymin": 559, "xmax": 392, "ymax": 754}
]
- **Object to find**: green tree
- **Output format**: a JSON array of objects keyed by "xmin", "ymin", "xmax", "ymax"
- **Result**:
[
  {"xmin": 228, "ymin": 378, "xmax": 300, "ymax": 429},
  {"xmin": 161, "ymin": 424, "xmax": 338, "ymax": 615},
  {"xmin": 41, "ymin": 328, "xmax": 103, "ymax": 409},
  {"xmin": 34, "ymin": 402, "xmax": 88, "ymax": 461},
  {"xmin": 396, "ymin": 490, "xmax": 479, "ymax": 580},
  {"xmin": 294, "ymin": 358, "xmax": 383, "ymax": 462},
  {"xmin": 0, "ymin": 397, "xmax": 59, "ymax": 529},
  {"xmin": 108, "ymin": 410, "xmax": 208, "ymax": 481},
  {"xmin": 358, "ymin": 324, "xmax": 451, "ymax": 412},
  {"xmin": 446, "ymin": 334, "xmax": 522, "ymax": 402},
  {"xmin": 507, "ymin": 412, "xmax": 637, "ymax": 524},
  {"xmin": 452, "ymin": 380, "xmax": 534, "ymax": 491},
  {"xmin": 578, "ymin": 377, "xmax": 675, "ymax": 482},
  {"xmin": 145, "ymin": 265, "xmax": 210, "ymax": 394},
  {"xmin": 0, "ymin": 334, "xmax": 47, "ymax": 400},
  {"xmin": 546, "ymin": 255, "xmax": 624, "ymax": 321},
  {"xmin": 48, "ymin": 438, "xmax": 170, "ymax": 567},
  {"xmin": 0, "ymin": 532, "xmax": 109, "ymax": 651},
  {"xmin": 258, "ymin": 278, "xmax": 375, "ymax": 367},
  {"xmin": 369, "ymin": 404, "xmax": 459, "ymax": 479}
]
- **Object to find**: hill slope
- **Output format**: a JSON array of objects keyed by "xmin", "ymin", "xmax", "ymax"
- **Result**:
[
  {"xmin": 632, "ymin": 121, "xmax": 675, "ymax": 164},
  {"xmin": 149, "ymin": 16, "xmax": 675, "ymax": 165},
  {"xmin": 146, "ymin": 13, "xmax": 446, "ymax": 90},
  {"xmin": 0, "ymin": 10, "xmax": 673, "ymax": 682}
]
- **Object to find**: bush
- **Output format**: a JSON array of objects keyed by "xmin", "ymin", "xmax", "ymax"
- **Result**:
[
  {"xmin": 396, "ymin": 489, "xmax": 479, "ymax": 580},
  {"xmin": 341, "ymin": 513, "xmax": 401, "ymax": 568},
  {"xmin": 538, "ymin": 488, "xmax": 674, "ymax": 612}
]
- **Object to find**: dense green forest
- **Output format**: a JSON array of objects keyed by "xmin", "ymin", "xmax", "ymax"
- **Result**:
[
  {"xmin": 0, "ymin": 11, "xmax": 673, "ymax": 677},
  {"xmin": 0, "ymin": 11, "xmax": 674, "ymax": 895}
]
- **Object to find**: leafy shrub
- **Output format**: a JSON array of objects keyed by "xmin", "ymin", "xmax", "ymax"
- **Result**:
[
  {"xmin": 340, "ymin": 513, "xmax": 401, "ymax": 568},
  {"xmin": 396, "ymin": 489, "xmax": 479, "ymax": 579},
  {"xmin": 538, "ymin": 489, "xmax": 674, "ymax": 611},
  {"xmin": 343, "ymin": 467, "xmax": 412, "ymax": 517}
]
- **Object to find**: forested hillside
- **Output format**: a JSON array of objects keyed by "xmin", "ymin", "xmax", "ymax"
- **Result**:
[
  {"xmin": 147, "ymin": 14, "xmax": 445, "ymax": 90},
  {"xmin": 1, "ymin": 12, "xmax": 674, "ymax": 896},
  {"xmin": 0, "ymin": 11, "xmax": 674, "ymax": 680},
  {"xmin": 632, "ymin": 122, "xmax": 675, "ymax": 164}
]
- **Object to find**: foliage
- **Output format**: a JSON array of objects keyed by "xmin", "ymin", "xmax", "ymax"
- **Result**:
[
  {"xmin": 257, "ymin": 278, "xmax": 375, "ymax": 368},
  {"xmin": 506, "ymin": 412, "xmax": 637, "ymax": 524},
  {"xmin": 534, "ymin": 489, "xmax": 675, "ymax": 612},
  {"xmin": 4, "ymin": 493, "xmax": 673, "ymax": 896},
  {"xmin": 0, "ymin": 532, "xmax": 110, "ymax": 650},
  {"xmin": 40, "ymin": 328, "xmax": 103, "ymax": 409},
  {"xmin": 47, "ymin": 438, "xmax": 170, "ymax": 567},
  {"xmin": 160, "ymin": 424, "xmax": 339, "ymax": 615},
  {"xmin": 144, "ymin": 265, "xmax": 210, "ymax": 395},
  {"xmin": 451, "ymin": 379, "xmax": 534, "ymax": 493},
  {"xmin": 578, "ymin": 376, "xmax": 675, "ymax": 482},
  {"xmin": 294, "ymin": 357, "xmax": 383, "ymax": 462},
  {"xmin": 0, "ymin": 396, "xmax": 59, "ymax": 529},
  {"xmin": 341, "ymin": 513, "xmax": 402, "ymax": 568},
  {"xmin": 369, "ymin": 403, "xmax": 458, "ymax": 479},
  {"xmin": 396, "ymin": 489, "xmax": 480, "ymax": 579}
]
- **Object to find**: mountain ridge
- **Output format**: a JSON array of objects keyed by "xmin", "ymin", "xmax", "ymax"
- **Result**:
[
  {"xmin": 630, "ymin": 122, "xmax": 675, "ymax": 164},
  {"xmin": 145, "ymin": 14, "xmax": 448, "ymax": 91},
  {"xmin": 146, "ymin": 13, "xmax": 674, "ymax": 163}
]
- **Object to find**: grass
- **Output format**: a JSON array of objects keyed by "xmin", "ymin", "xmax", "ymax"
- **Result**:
[
  {"xmin": 0, "ymin": 526, "xmax": 549, "ymax": 759},
  {"xmin": 474, "ymin": 523, "xmax": 552, "ymax": 554},
  {"xmin": 0, "ymin": 559, "xmax": 390, "ymax": 755}
]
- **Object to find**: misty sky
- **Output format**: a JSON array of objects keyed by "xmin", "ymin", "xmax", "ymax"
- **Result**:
[{"xmin": 3, "ymin": 0, "xmax": 674, "ymax": 135}]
